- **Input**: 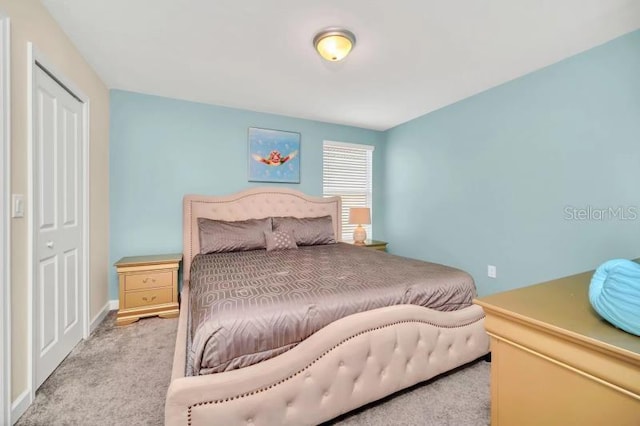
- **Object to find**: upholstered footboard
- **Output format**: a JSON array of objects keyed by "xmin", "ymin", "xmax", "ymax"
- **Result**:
[{"xmin": 165, "ymin": 281, "xmax": 489, "ymax": 426}]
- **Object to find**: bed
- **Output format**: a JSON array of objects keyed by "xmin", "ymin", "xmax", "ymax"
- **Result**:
[{"xmin": 165, "ymin": 188, "xmax": 489, "ymax": 426}]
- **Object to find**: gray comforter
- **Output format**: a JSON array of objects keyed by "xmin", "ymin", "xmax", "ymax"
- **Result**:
[{"xmin": 188, "ymin": 243, "xmax": 476, "ymax": 375}]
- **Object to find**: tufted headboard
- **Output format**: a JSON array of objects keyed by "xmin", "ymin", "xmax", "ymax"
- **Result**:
[{"xmin": 183, "ymin": 188, "xmax": 342, "ymax": 283}]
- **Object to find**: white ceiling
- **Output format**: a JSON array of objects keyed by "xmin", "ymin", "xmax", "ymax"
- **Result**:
[{"xmin": 42, "ymin": 0, "xmax": 640, "ymax": 131}]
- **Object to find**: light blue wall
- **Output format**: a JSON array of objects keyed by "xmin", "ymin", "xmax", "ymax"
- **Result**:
[
  {"xmin": 109, "ymin": 91, "xmax": 385, "ymax": 299},
  {"xmin": 384, "ymin": 30, "xmax": 640, "ymax": 296},
  {"xmin": 110, "ymin": 30, "xmax": 640, "ymax": 300}
]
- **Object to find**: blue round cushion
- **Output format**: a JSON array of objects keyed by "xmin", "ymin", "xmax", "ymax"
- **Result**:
[{"xmin": 589, "ymin": 259, "xmax": 640, "ymax": 337}]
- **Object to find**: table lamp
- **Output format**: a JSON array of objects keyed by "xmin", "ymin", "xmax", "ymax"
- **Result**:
[{"xmin": 349, "ymin": 207, "xmax": 371, "ymax": 244}]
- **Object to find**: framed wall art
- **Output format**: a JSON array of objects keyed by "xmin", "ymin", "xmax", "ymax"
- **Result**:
[{"xmin": 248, "ymin": 127, "xmax": 300, "ymax": 183}]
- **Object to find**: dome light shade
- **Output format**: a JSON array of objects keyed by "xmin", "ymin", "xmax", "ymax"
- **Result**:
[{"xmin": 313, "ymin": 28, "xmax": 356, "ymax": 62}]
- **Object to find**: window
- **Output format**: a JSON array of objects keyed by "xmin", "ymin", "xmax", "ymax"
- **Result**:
[{"xmin": 322, "ymin": 141, "xmax": 374, "ymax": 241}]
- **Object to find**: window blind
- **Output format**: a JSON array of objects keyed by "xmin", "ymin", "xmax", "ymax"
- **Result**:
[{"xmin": 322, "ymin": 141, "xmax": 374, "ymax": 241}]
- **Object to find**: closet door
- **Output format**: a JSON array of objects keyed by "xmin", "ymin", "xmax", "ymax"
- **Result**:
[{"xmin": 33, "ymin": 64, "xmax": 84, "ymax": 388}]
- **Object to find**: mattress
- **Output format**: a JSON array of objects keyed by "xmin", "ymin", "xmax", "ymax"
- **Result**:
[{"xmin": 188, "ymin": 243, "xmax": 476, "ymax": 375}]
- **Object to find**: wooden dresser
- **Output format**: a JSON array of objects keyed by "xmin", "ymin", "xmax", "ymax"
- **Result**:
[
  {"xmin": 474, "ymin": 268, "xmax": 640, "ymax": 425},
  {"xmin": 115, "ymin": 253, "xmax": 182, "ymax": 326}
]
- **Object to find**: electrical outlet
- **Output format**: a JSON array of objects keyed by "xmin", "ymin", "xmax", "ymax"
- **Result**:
[{"xmin": 487, "ymin": 265, "xmax": 497, "ymax": 279}]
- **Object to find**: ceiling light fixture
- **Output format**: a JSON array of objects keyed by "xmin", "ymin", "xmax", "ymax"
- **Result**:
[{"xmin": 313, "ymin": 27, "xmax": 356, "ymax": 62}]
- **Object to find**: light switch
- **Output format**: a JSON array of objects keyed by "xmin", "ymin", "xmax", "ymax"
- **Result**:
[{"xmin": 12, "ymin": 194, "xmax": 24, "ymax": 218}]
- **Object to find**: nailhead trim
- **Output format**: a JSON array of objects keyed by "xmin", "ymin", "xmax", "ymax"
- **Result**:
[{"xmin": 186, "ymin": 315, "xmax": 484, "ymax": 424}]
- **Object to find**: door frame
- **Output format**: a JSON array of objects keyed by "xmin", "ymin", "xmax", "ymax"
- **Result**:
[
  {"xmin": 27, "ymin": 42, "xmax": 91, "ymax": 402},
  {"xmin": 0, "ymin": 11, "xmax": 11, "ymax": 426}
]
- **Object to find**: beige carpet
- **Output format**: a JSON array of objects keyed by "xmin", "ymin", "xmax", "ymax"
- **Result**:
[
  {"xmin": 17, "ymin": 312, "xmax": 176, "ymax": 426},
  {"xmin": 16, "ymin": 311, "xmax": 490, "ymax": 425}
]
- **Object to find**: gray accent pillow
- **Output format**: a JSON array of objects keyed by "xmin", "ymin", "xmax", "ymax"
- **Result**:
[
  {"xmin": 198, "ymin": 217, "xmax": 272, "ymax": 254},
  {"xmin": 264, "ymin": 231, "xmax": 298, "ymax": 252},
  {"xmin": 272, "ymin": 216, "xmax": 336, "ymax": 246}
]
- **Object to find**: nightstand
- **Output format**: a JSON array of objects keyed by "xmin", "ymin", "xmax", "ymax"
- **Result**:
[
  {"xmin": 344, "ymin": 239, "xmax": 388, "ymax": 251},
  {"xmin": 114, "ymin": 253, "xmax": 182, "ymax": 326}
]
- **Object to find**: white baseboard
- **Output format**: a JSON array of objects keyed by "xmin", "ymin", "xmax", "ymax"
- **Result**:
[
  {"xmin": 89, "ymin": 301, "xmax": 110, "ymax": 333},
  {"xmin": 10, "ymin": 388, "xmax": 30, "ymax": 425},
  {"xmin": 89, "ymin": 300, "xmax": 119, "ymax": 333}
]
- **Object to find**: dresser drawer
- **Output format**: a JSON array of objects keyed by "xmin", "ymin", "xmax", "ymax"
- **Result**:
[
  {"xmin": 124, "ymin": 288, "xmax": 173, "ymax": 309},
  {"xmin": 124, "ymin": 270, "xmax": 173, "ymax": 291}
]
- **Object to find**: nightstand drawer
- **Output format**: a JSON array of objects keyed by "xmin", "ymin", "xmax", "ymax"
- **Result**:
[
  {"xmin": 125, "ymin": 271, "xmax": 173, "ymax": 291},
  {"xmin": 124, "ymin": 288, "xmax": 173, "ymax": 309}
]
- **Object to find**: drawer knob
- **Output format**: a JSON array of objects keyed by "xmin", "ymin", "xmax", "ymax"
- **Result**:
[
  {"xmin": 142, "ymin": 277, "xmax": 156, "ymax": 284},
  {"xmin": 141, "ymin": 296, "xmax": 157, "ymax": 302}
]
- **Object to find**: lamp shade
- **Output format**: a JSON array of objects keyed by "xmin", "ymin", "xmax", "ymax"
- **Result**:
[{"xmin": 349, "ymin": 207, "xmax": 371, "ymax": 225}]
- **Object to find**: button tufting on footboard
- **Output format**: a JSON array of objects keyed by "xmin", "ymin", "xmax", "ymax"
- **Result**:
[{"xmin": 176, "ymin": 312, "xmax": 489, "ymax": 426}]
